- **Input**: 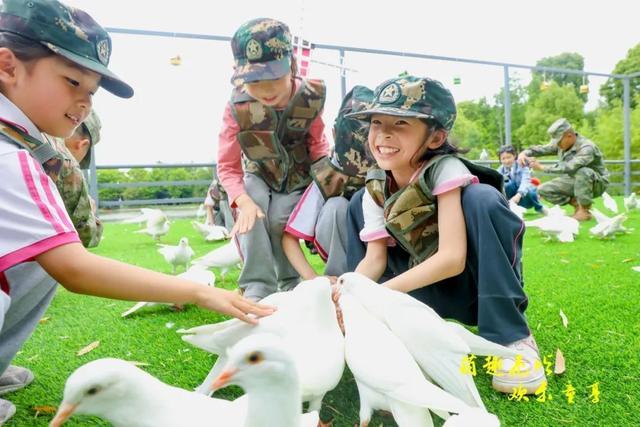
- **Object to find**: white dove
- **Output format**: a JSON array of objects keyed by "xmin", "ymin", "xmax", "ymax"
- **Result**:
[
  {"xmin": 196, "ymin": 203, "xmax": 206, "ymax": 220},
  {"xmin": 478, "ymin": 148, "xmax": 489, "ymax": 161},
  {"xmin": 545, "ymin": 205, "xmax": 567, "ymax": 217},
  {"xmin": 443, "ymin": 407, "xmax": 500, "ymax": 426},
  {"xmin": 192, "ymin": 221, "xmax": 230, "ymax": 242},
  {"xmin": 158, "ymin": 237, "xmax": 195, "ymax": 273},
  {"xmin": 339, "ymin": 293, "xmax": 472, "ymax": 427},
  {"xmin": 338, "ymin": 272, "xmax": 517, "ymax": 410},
  {"xmin": 121, "ymin": 265, "xmax": 215, "ymax": 317},
  {"xmin": 191, "ymin": 241, "xmax": 242, "ymax": 283},
  {"xmin": 133, "ymin": 209, "xmax": 170, "ymax": 241},
  {"xmin": 49, "ymin": 358, "xmax": 247, "ymax": 427},
  {"xmin": 122, "ymin": 208, "xmax": 165, "ymax": 225},
  {"xmin": 509, "ymin": 201, "xmax": 526, "ymax": 219},
  {"xmin": 589, "ymin": 208, "xmax": 629, "ymax": 239},
  {"xmin": 525, "ymin": 210, "xmax": 579, "ymax": 242},
  {"xmin": 180, "ymin": 277, "xmax": 345, "ymax": 412},
  {"xmin": 602, "ymin": 191, "xmax": 619, "ymax": 214},
  {"xmin": 210, "ymin": 333, "xmax": 321, "ymax": 427},
  {"xmin": 624, "ymin": 192, "xmax": 638, "ymax": 212}
]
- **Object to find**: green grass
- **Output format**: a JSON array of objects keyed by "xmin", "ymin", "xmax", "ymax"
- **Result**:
[{"xmin": 6, "ymin": 198, "xmax": 640, "ymax": 426}]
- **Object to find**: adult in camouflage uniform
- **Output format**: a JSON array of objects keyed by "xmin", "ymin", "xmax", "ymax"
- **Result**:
[
  {"xmin": 217, "ymin": 18, "xmax": 329, "ymax": 301},
  {"xmin": 43, "ymin": 110, "xmax": 103, "ymax": 247},
  {"xmin": 519, "ymin": 118, "xmax": 609, "ymax": 221},
  {"xmin": 283, "ymin": 85, "xmax": 375, "ymax": 279},
  {"xmin": 205, "ymin": 173, "xmax": 235, "ymax": 230},
  {"xmin": 346, "ymin": 75, "xmax": 546, "ymax": 395}
]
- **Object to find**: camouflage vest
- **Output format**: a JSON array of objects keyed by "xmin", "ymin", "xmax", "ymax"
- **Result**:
[
  {"xmin": 366, "ymin": 155, "xmax": 504, "ymax": 267},
  {"xmin": 0, "ymin": 120, "xmax": 63, "ymax": 181},
  {"xmin": 231, "ymin": 78, "xmax": 326, "ymax": 193}
]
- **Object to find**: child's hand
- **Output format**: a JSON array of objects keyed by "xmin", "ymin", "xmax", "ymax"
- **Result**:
[
  {"xmin": 195, "ymin": 286, "xmax": 275, "ymax": 324},
  {"xmin": 231, "ymin": 194, "xmax": 265, "ymax": 236}
]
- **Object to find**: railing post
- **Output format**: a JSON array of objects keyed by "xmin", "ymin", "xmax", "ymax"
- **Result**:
[
  {"xmin": 339, "ymin": 48, "xmax": 346, "ymax": 100},
  {"xmin": 503, "ymin": 65, "xmax": 511, "ymax": 147},
  {"xmin": 623, "ymin": 77, "xmax": 631, "ymax": 195}
]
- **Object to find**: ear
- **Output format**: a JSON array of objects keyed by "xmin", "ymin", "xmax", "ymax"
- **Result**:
[
  {"xmin": 426, "ymin": 129, "xmax": 448, "ymax": 150},
  {"xmin": 0, "ymin": 48, "xmax": 19, "ymax": 86}
]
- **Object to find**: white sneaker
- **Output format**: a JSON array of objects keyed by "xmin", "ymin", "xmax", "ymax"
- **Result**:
[
  {"xmin": 492, "ymin": 335, "xmax": 547, "ymax": 394},
  {"xmin": 0, "ymin": 398, "xmax": 16, "ymax": 424}
]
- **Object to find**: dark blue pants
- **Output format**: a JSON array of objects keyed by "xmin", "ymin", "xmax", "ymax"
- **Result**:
[
  {"xmin": 346, "ymin": 184, "xmax": 530, "ymax": 345},
  {"xmin": 505, "ymin": 181, "xmax": 545, "ymax": 212}
]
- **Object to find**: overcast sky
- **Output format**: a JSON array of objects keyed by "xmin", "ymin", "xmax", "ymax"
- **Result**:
[{"xmin": 63, "ymin": 0, "xmax": 639, "ymax": 165}]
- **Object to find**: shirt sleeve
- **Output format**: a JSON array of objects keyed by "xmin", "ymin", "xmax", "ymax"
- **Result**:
[
  {"xmin": 543, "ymin": 145, "xmax": 596, "ymax": 175},
  {"xmin": 359, "ymin": 189, "xmax": 390, "ymax": 242},
  {"xmin": 217, "ymin": 103, "xmax": 246, "ymax": 207},
  {"xmin": 307, "ymin": 113, "xmax": 330, "ymax": 161},
  {"xmin": 0, "ymin": 149, "xmax": 79, "ymax": 272},
  {"xmin": 524, "ymin": 142, "xmax": 558, "ymax": 158},
  {"xmin": 429, "ymin": 157, "xmax": 479, "ymax": 196},
  {"xmin": 516, "ymin": 165, "xmax": 533, "ymax": 195},
  {"xmin": 284, "ymin": 182, "xmax": 325, "ymax": 240}
]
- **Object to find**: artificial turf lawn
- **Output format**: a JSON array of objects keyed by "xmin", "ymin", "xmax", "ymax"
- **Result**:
[{"xmin": 6, "ymin": 198, "xmax": 640, "ymax": 426}]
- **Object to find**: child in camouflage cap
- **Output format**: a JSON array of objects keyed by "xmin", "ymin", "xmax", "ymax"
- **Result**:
[
  {"xmin": 346, "ymin": 75, "xmax": 546, "ymax": 396},
  {"xmin": 0, "ymin": 1, "xmax": 273, "ymax": 423},
  {"xmin": 283, "ymin": 85, "xmax": 375, "ymax": 280},
  {"xmin": 217, "ymin": 18, "xmax": 330, "ymax": 301}
]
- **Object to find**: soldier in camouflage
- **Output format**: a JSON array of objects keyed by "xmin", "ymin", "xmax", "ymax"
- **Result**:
[
  {"xmin": 346, "ymin": 74, "xmax": 546, "ymax": 395},
  {"xmin": 519, "ymin": 118, "xmax": 609, "ymax": 221}
]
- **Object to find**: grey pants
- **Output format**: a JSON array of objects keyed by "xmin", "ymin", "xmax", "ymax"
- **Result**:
[
  {"xmin": 0, "ymin": 263, "xmax": 57, "ymax": 375},
  {"xmin": 314, "ymin": 196, "xmax": 349, "ymax": 277},
  {"xmin": 237, "ymin": 174, "xmax": 304, "ymax": 301}
]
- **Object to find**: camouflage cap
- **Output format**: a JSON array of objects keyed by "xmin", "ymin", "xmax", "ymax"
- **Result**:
[
  {"xmin": 78, "ymin": 109, "xmax": 101, "ymax": 169},
  {"xmin": 230, "ymin": 18, "xmax": 292, "ymax": 86},
  {"xmin": 346, "ymin": 75, "xmax": 457, "ymax": 131},
  {"xmin": 0, "ymin": 0, "xmax": 133, "ymax": 98},
  {"xmin": 547, "ymin": 118, "xmax": 572, "ymax": 145}
]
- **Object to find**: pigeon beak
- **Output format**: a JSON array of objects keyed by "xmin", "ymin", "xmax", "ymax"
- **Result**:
[
  {"xmin": 50, "ymin": 403, "xmax": 78, "ymax": 426},
  {"xmin": 210, "ymin": 368, "xmax": 238, "ymax": 392}
]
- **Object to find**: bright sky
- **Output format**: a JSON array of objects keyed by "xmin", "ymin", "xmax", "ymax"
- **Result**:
[{"xmin": 64, "ymin": 0, "xmax": 639, "ymax": 166}]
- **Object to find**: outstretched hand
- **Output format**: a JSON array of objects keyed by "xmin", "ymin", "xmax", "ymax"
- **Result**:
[
  {"xmin": 231, "ymin": 195, "xmax": 265, "ymax": 236},
  {"xmin": 195, "ymin": 287, "xmax": 276, "ymax": 324}
]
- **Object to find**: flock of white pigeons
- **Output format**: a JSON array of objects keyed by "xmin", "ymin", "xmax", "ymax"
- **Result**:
[{"xmin": 47, "ymin": 192, "xmax": 639, "ymax": 426}]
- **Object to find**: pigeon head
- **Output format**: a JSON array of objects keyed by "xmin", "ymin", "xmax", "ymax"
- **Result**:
[
  {"xmin": 50, "ymin": 358, "xmax": 148, "ymax": 426},
  {"xmin": 210, "ymin": 333, "xmax": 298, "ymax": 393},
  {"xmin": 179, "ymin": 237, "xmax": 189, "ymax": 246}
]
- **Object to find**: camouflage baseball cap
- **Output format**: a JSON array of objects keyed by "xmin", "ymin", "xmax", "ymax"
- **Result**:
[
  {"xmin": 230, "ymin": 18, "xmax": 292, "ymax": 86},
  {"xmin": 547, "ymin": 118, "xmax": 572, "ymax": 145},
  {"xmin": 346, "ymin": 75, "xmax": 457, "ymax": 131},
  {"xmin": 0, "ymin": 0, "xmax": 133, "ymax": 98},
  {"xmin": 78, "ymin": 109, "xmax": 101, "ymax": 169}
]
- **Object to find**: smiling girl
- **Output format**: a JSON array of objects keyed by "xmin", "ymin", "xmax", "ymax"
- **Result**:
[{"xmin": 345, "ymin": 75, "xmax": 546, "ymax": 395}]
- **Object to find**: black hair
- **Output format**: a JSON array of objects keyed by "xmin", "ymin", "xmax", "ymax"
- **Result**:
[
  {"xmin": 498, "ymin": 145, "xmax": 517, "ymax": 157},
  {"xmin": 414, "ymin": 118, "xmax": 468, "ymax": 164},
  {"xmin": 0, "ymin": 32, "xmax": 52, "ymax": 62}
]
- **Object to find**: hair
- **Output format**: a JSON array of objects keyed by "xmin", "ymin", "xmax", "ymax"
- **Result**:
[
  {"xmin": 72, "ymin": 123, "xmax": 91, "ymax": 140},
  {"xmin": 498, "ymin": 145, "xmax": 517, "ymax": 157},
  {"xmin": 0, "ymin": 32, "xmax": 52, "ymax": 63},
  {"xmin": 413, "ymin": 118, "xmax": 468, "ymax": 165}
]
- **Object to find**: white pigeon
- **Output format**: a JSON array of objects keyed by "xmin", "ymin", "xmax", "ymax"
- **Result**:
[
  {"xmin": 602, "ymin": 191, "xmax": 619, "ymax": 214},
  {"xmin": 508, "ymin": 201, "xmax": 526, "ymax": 219},
  {"xmin": 49, "ymin": 358, "xmax": 247, "ymax": 427},
  {"xmin": 158, "ymin": 237, "xmax": 195, "ymax": 273},
  {"xmin": 443, "ymin": 407, "xmax": 500, "ymax": 426},
  {"xmin": 478, "ymin": 148, "xmax": 489, "ymax": 161},
  {"xmin": 196, "ymin": 203, "xmax": 207, "ymax": 220},
  {"xmin": 338, "ymin": 273, "xmax": 517, "ymax": 411},
  {"xmin": 339, "ymin": 293, "xmax": 472, "ymax": 426},
  {"xmin": 133, "ymin": 209, "xmax": 170, "ymax": 241},
  {"xmin": 122, "ymin": 208, "xmax": 165, "ymax": 225},
  {"xmin": 589, "ymin": 208, "xmax": 629, "ymax": 239},
  {"xmin": 191, "ymin": 241, "xmax": 242, "ymax": 283},
  {"xmin": 192, "ymin": 220, "xmax": 230, "ymax": 242},
  {"xmin": 525, "ymin": 208, "xmax": 579, "ymax": 242},
  {"xmin": 121, "ymin": 265, "xmax": 216, "ymax": 317},
  {"xmin": 624, "ymin": 192, "xmax": 638, "ymax": 212},
  {"xmin": 632, "ymin": 266, "xmax": 640, "ymax": 273},
  {"xmin": 180, "ymin": 277, "xmax": 345, "ymax": 412},
  {"xmin": 210, "ymin": 333, "xmax": 320, "ymax": 427}
]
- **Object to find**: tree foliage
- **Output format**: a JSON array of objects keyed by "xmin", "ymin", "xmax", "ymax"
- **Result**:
[{"xmin": 600, "ymin": 43, "xmax": 640, "ymax": 109}]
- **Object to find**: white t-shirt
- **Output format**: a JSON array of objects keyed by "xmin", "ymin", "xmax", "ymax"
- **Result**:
[
  {"xmin": 284, "ymin": 181, "xmax": 324, "ymax": 240},
  {"xmin": 360, "ymin": 157, "xmax": 478, "ymax": 242},
  {"xmin": 0, "ymin": 94, "xmax": 79, "ymax": 324}
]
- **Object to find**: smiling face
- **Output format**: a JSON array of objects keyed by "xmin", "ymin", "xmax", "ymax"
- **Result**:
[
  {"xmin": 500, "ymin": 152, "xmax": 516, "ymax": 168},
  {"xmin": 0, "ymin": 52, "xmax": 99, "ymax": 138},
  {"xmin": 243, "ymin": 72, "xmax": 292, "ymax": 108}
]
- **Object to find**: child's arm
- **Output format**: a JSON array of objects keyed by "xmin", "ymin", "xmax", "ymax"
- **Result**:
[
  {"xmin": 282, "ymin": 233, "xmax": 319, "ymax": 280},
  {"xmin": 383, "ymin": 188, "xmax": 467, "ymax": 293},
  {"xmin": 36, "ymin": 243, "xmax": 274, "ymax": 324},
  {"xmin": 355, "ymin": 239, "xmax": 388, "ymax": 282}
]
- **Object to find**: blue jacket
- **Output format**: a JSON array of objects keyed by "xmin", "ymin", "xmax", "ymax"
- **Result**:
[{"xmin": 496, "ymin": 163, "xmax": 534, "ymax": 196}]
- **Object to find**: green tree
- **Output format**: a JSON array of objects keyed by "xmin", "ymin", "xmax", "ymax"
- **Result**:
[
  {"xmin": 96, "ymin": 169, "xmax": 128, "ymax": 202},
  {"xmin": 600, "ymin": 43, "xmax": 640, "ymax": 109},
  {"xmin": 450, "ymin": 107, "xmax": 484, "ymax": 158},
  {"xmin": 529, "ymin": 52, "xmax": 588, "ymax": 102}
]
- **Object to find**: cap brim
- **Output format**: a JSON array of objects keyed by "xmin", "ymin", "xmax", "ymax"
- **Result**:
[
  {"xmin": 44, "ymin": 43, "xmax": 134, "ymax": 99},
  {"xmin": 345, "ymin": 106, "xmax": 437, "ymax": 121},
  {"xmin": 231, "ymin": 57, "xmax": 291, "ymax": 86},
  {"xmin": 79, "ymin": 149, "xmax": 91, "ymax": 169}
]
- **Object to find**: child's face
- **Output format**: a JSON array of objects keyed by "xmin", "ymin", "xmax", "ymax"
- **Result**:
[
  {"xmin": 7, "ymin": 54, "xmax": 99, "ymax": 138},
  {"xmin": 368, "ymin": 114, "xmax": 429, "ymax": 173},
  {"xmin": 500, "ymin": 152, "xmax": 515, "ymax": 167},
  {"xmin": 243, "ymin": 72, "xmax": 292, "ymax": 108}
]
